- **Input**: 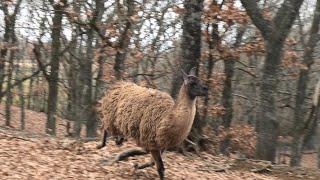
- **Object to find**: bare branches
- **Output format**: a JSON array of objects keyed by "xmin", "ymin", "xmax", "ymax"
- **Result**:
[
  {"xmin": 235, "ymin": 67, "xmax": 256, "ymax": 78},
  {"xmin": 33, "ymin": 44, "xmax": 50, "ymax": 81},
  {"xmin": 302, "ymin": 0, "xmax": 320, "ymax": 66},
  {"xmin": 273, "ymin": 0, "xmax": 305, "ymax": 41},
  {"xmin": 240, "ymin": 0, "xmax": 272, "ymax": 39},
  {"xmin": 0, "ymin": 66, "xmax": 46, "ymax": 98},
  {"xmin": 241, "ymin": 0, "xmax": 304, "ymax": 42}
]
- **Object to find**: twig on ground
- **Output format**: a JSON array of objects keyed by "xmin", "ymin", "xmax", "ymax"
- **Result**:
[
  {"xmin": 100, "ymin": 148, "xmax": 148, "ymax": 165},
  {"xmin": 113, "ymin": 148, "xmax": 148, "ymax": 162}
]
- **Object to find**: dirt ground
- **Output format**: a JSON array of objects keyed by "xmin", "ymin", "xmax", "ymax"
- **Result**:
[{"xmin": 0, "ymin": 105, "xmax": 319, "ymax": 180}]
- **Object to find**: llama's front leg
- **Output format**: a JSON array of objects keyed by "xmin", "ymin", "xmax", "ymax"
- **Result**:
[
  {"xmin": 97, "ymin": 130, "xmax": 108, "ymax": 149},
  {"xmin": 151, "ymin": 150, "xmax": 165, "ymax": 180}
]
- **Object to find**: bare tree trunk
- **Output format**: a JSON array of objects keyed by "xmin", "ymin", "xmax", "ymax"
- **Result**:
[
  {"xmin": 317, "ymin": 96, "xmax": 320, "ymax": 169},
  {"xmin": 309, "ymin": 79, "xmax": 320, "ymax": 168},
  {"xmin": 0, "ymin": 45, "xmax": 7, "ymax": 104},
  {"xmin": 16, "ymin": 41, "xmax": 26, "ymax": 129},
  {"xmin": 18, "ymin": 79, "xmax": 25, "ymax": 130},
  {"xmin": 0, "ymin": 58, "xmax": 5, "ymax": 103},
  {"xmin": 0, "ymin": 3, "xmax": 11, "ymax": 103},
  {"xmin": 67, "ymin": 58, "xmax": 81, "ymax": 137},
  {"xmin": 247, "ymin": 56, "xmax": 258, "ymax": 125},
  {"xmin": 65, "ymin": 0, "xmax": 83, "ymax": 137},
  {"xmin": 318, "ymin": 144, "xmax": 320, "ymax": 168},
  {"xmin": 27, "ymin": 59, "xmax": 35, "ymax": 109},
  {"xmin": 46, "ymin": 1, "xmax": 65, "ymax": 135},
  {"xmin": 290, "ymin": 0, "xmax": 320, "ymax": 166},
  {"xmin": 5, "ymin": 52, "xmax": 14, "ymax": 126},
  {"xmin": 170, "ymin": 0, "xmax": 204, "ymax": 151},
  {"xmin": 17, "ymin": 53, "xmax": 25, "ymax": 130},
  {"xmin": 221, "ymin": 26, "xmax": 245, "ymax": 128},
  {"xmin": 113, "ymin": 0, "xmax": 135, "ymax": 80},
  {"xmin": 82, "ymin": 29, "xmax": 95, "ymax": 137},
  {"xmin": 202, "ymin": 20, "xmax": 219, "ymax": 122},
  {"xmin": 85, "ymin": 0, "xmax": 107, "ymax": 137},
  {"xmin": 241, "ymin": 0, "xmax": 304, "ymax": 161},
  {"xmin": 171, "ymin": 0, "xmax": 204, "ymax": 98},
  {"xmin": 255, "ymin": 39, "xmax": 284, "ymax": 161},
  {"xmin": 27, "ymin": 77, "xmax": 34, "ymax": 109},
  {"xmin": 32, "ymin": 76, "xmax": 40, "ymax": 111},
  {"xmin": 1, "ymin": 0, "xmax": 22, "ymax": 122},
  {"xmin": 42, "ymin": 88, "xmax": 47, "ymax": 113}
]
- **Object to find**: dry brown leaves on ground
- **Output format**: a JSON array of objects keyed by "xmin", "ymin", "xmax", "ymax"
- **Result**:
[
  {"xmin": 0, "ymin": 105, "xmax": 319, "ymax": 179},
  {"xmin": 0, "ymin": 128, "xmax": 278, "ymax": 180}
]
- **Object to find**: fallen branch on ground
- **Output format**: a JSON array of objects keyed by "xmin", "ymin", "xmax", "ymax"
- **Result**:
[
  {"xmin": 100, "ymin": 148, "xmax": 148, "ymax": 166},
  {"xmin": 113, "ymin": 148, "xmax": 148, "ymax": 162}
]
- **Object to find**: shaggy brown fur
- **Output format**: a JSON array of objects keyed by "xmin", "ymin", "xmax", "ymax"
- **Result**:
[
  {"xmin": 98, "ymin": 81, "xmax": 198, "ymax": 150},
  {"xmin": 98, "ymin": 68, "xmax": 207, "ymax": 180}
]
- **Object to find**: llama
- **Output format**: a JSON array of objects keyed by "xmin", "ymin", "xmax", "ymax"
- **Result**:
[{"xmin": 97, "ymin": 68, "xmax": 208, "ymax": 179}]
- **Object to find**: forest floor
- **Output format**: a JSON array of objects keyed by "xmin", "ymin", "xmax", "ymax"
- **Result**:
[{"xmin": 0, "ymin": 105, "xmax": 320, "ymax": 180}]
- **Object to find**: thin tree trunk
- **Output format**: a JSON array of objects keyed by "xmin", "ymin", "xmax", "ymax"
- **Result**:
[
  {"xmin": 5, "ymin": 52, "xmax": 14, "ymax": 126},
  {"xmin": 42, "ymin": 87, "xmax": 47, "ymax": 113},
  {"xmin": 290, "ymin": 0, "xmax": 320, "ymax": 166},
  {"xmin": 318, "ymin": 118, "xmax": 320, "ymax": 168},
  {"xmin": 83, "ymin": 29, "xmax": 95, "ymax": 138},
  {"xmin": 113, "ymin": 0, "xmax": 135, "ymax": 80},
  {"xmin": 0, "ymin": 0, "xmax": 21, "ymax": 107},
  {"xmin": 85, "ymin": 0, "xmax": 108, "ymax": 137},
  {"xmin": 18, "ymin": 79, "xmax": 25, "ymax": 130},
  {"xmin": 46, "ymin": 2, "xmax": 65, "ymax": 135},
  {"xmin": 16, "ymin": 53, "xmax": 25, "ymax": 130},
  {"xmin": 32, "ymin": 76, "xmax": 40, "ymax": 111},
  {"xmin": 221, "ymin": 26, "xmax": 245, "ymax": 128},
  {"xmin": 0, "ymin": 11, "xmax": 10, "ymax": 103},
  {"xmin": 247, "ymin": 55, "xmax": 257, "ymax": 125},
  {"xmin": 202, "ymin": 22, "xmax": 218, "ymax": 122},
  {"xmin": 27, "ymin": 59, "xmax": 35, "ymax": 109}
]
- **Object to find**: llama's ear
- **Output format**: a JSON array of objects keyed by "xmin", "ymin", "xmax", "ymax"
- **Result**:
[
  {"xmin": 181, "ymin": 69, "xmax": 188, "ymax": 83},
  {"xmin": 189, "ymin": 67, "xmax": 197, "ymax": 76}
]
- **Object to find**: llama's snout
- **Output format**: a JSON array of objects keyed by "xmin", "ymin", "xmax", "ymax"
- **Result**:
[{"xmin": 201, "ymin": 85, "xmax": 208, "ymax": 96}]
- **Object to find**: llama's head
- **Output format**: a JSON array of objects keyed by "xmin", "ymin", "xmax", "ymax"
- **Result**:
[{"xmin": 182, "ymin": 67, "xmax": 208, "ymax": 98}]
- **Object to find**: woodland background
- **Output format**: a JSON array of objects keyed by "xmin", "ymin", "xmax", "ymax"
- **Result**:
[{"xmin": 0, "ymin": 0, "xmax": 320, "ymax": 173}]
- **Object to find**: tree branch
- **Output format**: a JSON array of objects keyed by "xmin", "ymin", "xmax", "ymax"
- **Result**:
[
  {"xmin": 240, "ymin": 0, "xmax": 272, "ymax": 39},
  {"xmin": 33, "ymin": 44, "xmax": 50, "ymax": 81},
  {"xmin": 0, "ymin": 67, "xmax": 46, "ymax": 98},
  {"xmin": 235, "ymin": 67, "xmax": 256, "ymax": 78},
  {"xmin": 273, "ymin": 0, "xmax": 305, "ymax": 40}
]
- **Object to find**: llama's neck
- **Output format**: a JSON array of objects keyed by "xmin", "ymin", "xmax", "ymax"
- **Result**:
[
  {"xmin": 170, "ymin": 84, "xmax": 197, "ymax": 133},
  {"xmin": 174, "ymin": 84, "xmax": 196, "ymax": 108},
  {"xmin": 155, "ymin": 84, "xmax": 197, "ymax": 148}
]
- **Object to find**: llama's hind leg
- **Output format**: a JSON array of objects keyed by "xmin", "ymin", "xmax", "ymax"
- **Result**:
[
  {"xmin": 151, "ymin": 150, "xmax": 164, "ymax": 180},
  {"xmin": 97, "ymin": 130, "xmax": 108, "ymax": 149}
]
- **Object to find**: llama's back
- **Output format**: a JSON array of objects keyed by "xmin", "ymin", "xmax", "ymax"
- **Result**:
[{"xmin": 99, "ymin": 82, "xmax": 174, "ymax": 148}]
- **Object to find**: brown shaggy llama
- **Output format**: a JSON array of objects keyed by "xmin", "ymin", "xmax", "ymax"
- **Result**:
[{"xmin": 97, "ymin": 68, "xmax": 208, "ymax": 179}]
